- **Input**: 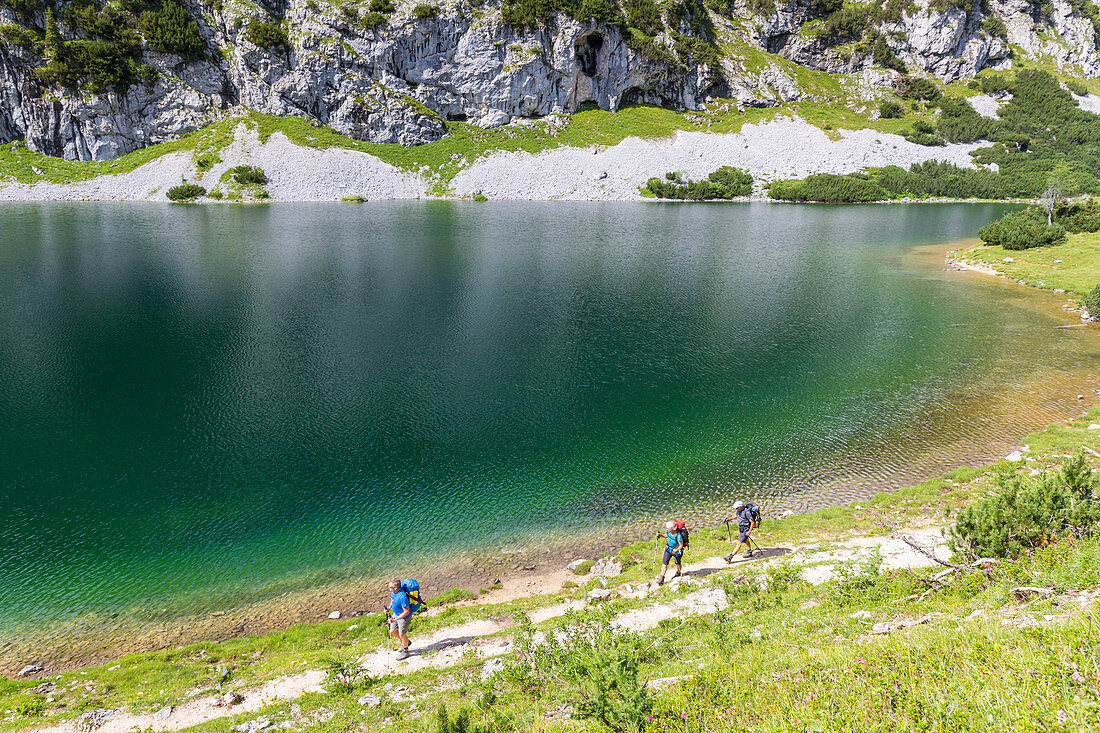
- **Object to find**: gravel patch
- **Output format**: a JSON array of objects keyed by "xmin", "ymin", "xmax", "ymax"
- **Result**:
[
  {"xmin": 1077, "ymin": 93, "xmax": 1100, "ymax": 115},
  {"xmin": 967, "ymin": 94, "xmax": 1002, "ymax": 119},
  {"xmin": 0, "ymin": 127, "xmax": 425, "ymax": 202},
  {"xmin": 0, "ymin": 118, "xmax": 988, "ymax": 203},
  {"xmin": 452, "ymin": 118, "xmax": 986, "ymax": 201}
]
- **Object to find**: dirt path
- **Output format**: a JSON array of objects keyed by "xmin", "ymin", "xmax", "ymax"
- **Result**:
[{"xmin": 27, "ymin": 528, "xmax": 950, "ymax": 733}]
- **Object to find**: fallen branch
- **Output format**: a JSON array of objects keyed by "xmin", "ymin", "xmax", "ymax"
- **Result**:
[{"xmin": 1083, "ymin": 446, "xmax": 1100, "ymax": 461}]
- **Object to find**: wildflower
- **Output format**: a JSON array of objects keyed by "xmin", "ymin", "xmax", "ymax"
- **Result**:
[
  {"xmin": 856, "ymin": 658, "xmax": 867, "ymax": 665},
  {"xmin": 681, "ymin": 712, "xmax": 687, "ymax": 719},
  {"xmin": 805, "ymin": 694, "xmax": 817, "ymax": 702},
  {"xmin": 1072, "ymin": 671, "xmax": 1085, "ymax": 683},
  {"xmin": 1057, "ymin": 709, "xmax": 1068, "ymax": 724}
]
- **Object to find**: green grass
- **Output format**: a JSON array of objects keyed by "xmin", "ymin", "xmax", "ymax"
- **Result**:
[
  {"xmin": 428, "ymin": 587, "xmax": 477, "ymax": 606},
  {"xmin": 960, "ymin": 231, "xmax": 1100, "ymax": 296}
]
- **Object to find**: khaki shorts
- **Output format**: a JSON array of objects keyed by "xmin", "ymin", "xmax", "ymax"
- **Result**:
[{"xmin": 389, "ymin": 616, "xmax": 410, "ymax": 635}]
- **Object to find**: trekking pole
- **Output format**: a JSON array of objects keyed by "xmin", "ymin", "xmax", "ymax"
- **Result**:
[
  {"xmin": 652, "ymin": 532, "xmax": 660, "ymax": 577},
  {"xmin": 724, "ymin": 519, "xmax": 733, "ymax": 544}
]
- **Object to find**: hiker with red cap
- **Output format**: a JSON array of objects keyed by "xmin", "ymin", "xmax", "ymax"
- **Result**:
[{"xmin": 656, "ymin": 519, "xmax": 688, "ymax": 586}]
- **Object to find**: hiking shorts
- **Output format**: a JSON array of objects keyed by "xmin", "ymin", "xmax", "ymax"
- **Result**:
[
  {"xmin": 739, "ymin": 528, "xmax": 751, "ymax": 542},
  {"xmin": 389, "ymin": 616, "xmax": 410, "ymax": 635},
  {"xmin": 663, "ymin": 549, "xmax": 683, "ymax": 566}
]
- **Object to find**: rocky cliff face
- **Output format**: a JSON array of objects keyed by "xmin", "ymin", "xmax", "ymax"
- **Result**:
[{"xmin": 0, "ymin": 0, "xmax": 1096, "ymax": 162}]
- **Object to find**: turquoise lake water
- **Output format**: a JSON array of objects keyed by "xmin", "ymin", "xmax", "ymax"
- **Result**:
[{"xmin": 2, "ymin": 201, "xmax": 1098, "ymax": 663}]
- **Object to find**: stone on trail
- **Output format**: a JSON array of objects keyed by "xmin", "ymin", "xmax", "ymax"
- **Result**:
[
  {"xmin": 1006, "ymin": 451, "xmax": 1023, "ymax": 462},
  {"xmin": 233, "ymin": 716, "xmax": 272, "ymax": 733},
  {"xmin": 17, "ymin": 664, "xmax": 42, "ymax": 677},
  {"xmin": 849, "ymin": 610, "xmax": 874, "ymax": 621},
  {"xmin": 358, "ymin": 693, "xmax": 382, "ymax": 707},
  {"xmin": 222, "ymin": 690, "xmax": 244, "ymax": 706},
  {"xmin": 584, "ymin": 588, "xmax": 612, "ymax": 603},
  {"xmin": 1088, "ymin": 424, "xmax": 1100, "ymax": 430},
  {"xmin": 328, "ymin": 611, "xmax": 341, "ymax": 619},
  {"xmin": 591, "ymin": 556, "xmax": 623, "ymax": 577},
  {"xmin": 566, "ymin": 558, "xmax": 587, "ymax": 571},
  {"xmin": 152, "ymin": 706, "xmax": 173, "ymax": 722},
  {"xmin": 76, "ymin": 708, "xmax": 121, "ymax": 732}
]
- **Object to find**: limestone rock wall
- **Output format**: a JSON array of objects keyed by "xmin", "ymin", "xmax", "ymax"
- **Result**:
[{"xmin": 0, "ymin": 0, "xmax": 1096, "ymax": 162}]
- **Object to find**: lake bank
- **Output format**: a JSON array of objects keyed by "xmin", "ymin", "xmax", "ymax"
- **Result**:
[
  {"xmin": 4, "ymin": 404, "xmax": 1100, "ymax": 733},
  {"xmin": 3, "ymin": 202, "xmax": 1098, "ymax": 676}
]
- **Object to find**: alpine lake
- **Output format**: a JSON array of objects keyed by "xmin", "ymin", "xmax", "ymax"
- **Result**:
[{"xmin": 2, "ymin": 201, "xmax": 1098, "ymax": 668}]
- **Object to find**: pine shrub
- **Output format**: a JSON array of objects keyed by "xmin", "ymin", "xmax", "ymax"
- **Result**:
[
  {"xmin": 167, "ymin": 183, "xmax": 206, "ymax": 201},
  {"xmin": 767, "ymin": 173, "xmax": 888, "ymax": 202},
  {"xmin": 140, "ymin": 0, "xmax": 206, "ymax": 60},
  {"xmin": 936, "ymin": 96, "xmax": 998, "ymax": 142},
  {"xmin": 950, "ymin": 454, "xmax": 1100, "ymax": 558},
  {"xmin": 1081, "ymin": 283, "xmax": 1100, "ymax": 316},
  {"xmin": 1066, "ymin": 79, "xmax": 1089, "ymax": 97},
  {"xmin": 878, "ymin": 99, "xmax": 904, "ymax": 118},
  {"xmin": 228, "ymin": 165, "xmax": 267, "ymax": 185},
  {"xmin": 244, "ymin": 19, "xmax": 288, "ymax": 50},
  {"xmin": 977, "ymin": 209, "xmax": 1065, "ymax": 249},
  {"xmin": 643, "ymin": 165, "xmax": 752, "ymax": 199}
]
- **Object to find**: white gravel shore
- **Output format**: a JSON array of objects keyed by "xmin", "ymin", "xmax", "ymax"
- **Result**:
[
  {"xmin": 452, "ymin": 118, "xmax": 985, "ymax": 201},
  {"xmin": 0, "ymin": 118, "xmax": 986, "ymax": 203}
]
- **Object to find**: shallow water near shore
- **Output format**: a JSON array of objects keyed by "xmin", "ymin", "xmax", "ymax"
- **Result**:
[{"xmin": 2, "ymin": 201, "xmax": 1098, "ymax": 668}]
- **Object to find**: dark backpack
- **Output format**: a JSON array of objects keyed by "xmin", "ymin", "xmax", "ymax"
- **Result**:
[
  {"xmin": 673, "ymin": 519, "xmax": 690, "ymax": 548},
  {"xmin": 746, "ymin": 502, "xmax": 762, "ymax": 527}
]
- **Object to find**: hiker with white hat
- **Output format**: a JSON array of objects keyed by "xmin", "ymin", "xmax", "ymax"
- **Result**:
[
  {"xmin": 655, "ymin": 520, "xmax": 687, "ymax": 586},
  {"xmin": 724, "ymin": 500, "xmax": 758, "ymax": 561}
]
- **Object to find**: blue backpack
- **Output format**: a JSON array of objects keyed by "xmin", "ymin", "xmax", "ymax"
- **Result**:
[{"xmin": 401, "ymin": 579, "xmax": 425, "ymax": 613}]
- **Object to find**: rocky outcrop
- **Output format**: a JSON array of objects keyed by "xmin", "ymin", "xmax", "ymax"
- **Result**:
[{"xmin": 0, "ymin": 0, "xmax": 1096, "ymax": 162}]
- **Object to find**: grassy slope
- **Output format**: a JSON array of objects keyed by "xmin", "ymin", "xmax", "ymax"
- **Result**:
[
  {"xmin": 959, "ymin": 231, "xmax": 1100, "ymax": 297},
  {"xmin": 3, "ymin": 408, "xmax": 1100, "ymax": 732}
]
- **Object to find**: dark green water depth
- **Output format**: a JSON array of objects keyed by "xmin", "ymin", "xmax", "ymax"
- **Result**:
[{"xmin": 1, "ymin": 201, "xmax": 1097, "ymax": 660}]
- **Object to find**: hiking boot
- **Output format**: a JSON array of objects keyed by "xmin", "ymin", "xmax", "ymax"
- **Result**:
[
  {"xmin": 744, "ymin": 550, "xmax": 754, "ymax": 558},
  {"xmin": 724, "ymin": 553, "xmax": 735, "ymax": 564},
  {"xmin": 396, "ymin": 648, "xmax": 410, "ymax": 661},
  {"xmin": 655, "ymin": 575, "xmax": 665, "ymax": 586}
]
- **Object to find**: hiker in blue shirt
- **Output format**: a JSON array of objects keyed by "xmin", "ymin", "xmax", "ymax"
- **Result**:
[
  {"xmin": 656, "ymin": 520, "xmax": 686, "ymax": 586},
  {"xmin": 388, "ymin": 578, "xmax": 413, "ymax": 660}
]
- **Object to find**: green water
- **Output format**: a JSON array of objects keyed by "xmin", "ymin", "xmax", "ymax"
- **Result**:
[{"xmin": 1, "ymin": 201, "xmax": 1096, "ymax": 657}]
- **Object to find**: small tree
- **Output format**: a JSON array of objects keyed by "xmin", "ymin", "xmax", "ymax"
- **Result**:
[
  {"xmin": 45, "ymin": 7, "xmax": 63, "ymax": 60},
  {"xmin": 1041, "ymin": 183, "xmax": 1063, "ymax": 225}
]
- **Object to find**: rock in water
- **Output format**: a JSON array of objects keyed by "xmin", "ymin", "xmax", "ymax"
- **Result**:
[
  {"xmin": 1006, "ymin": 451, "xmax": 1023, "ymax": 462},
  {"xmin": 17, "ymin": 664, "xmax": 42, "ymax": 677},
  {"xmin": 328, "ymin": 611, "xmax": 341, "ymax": 619}
]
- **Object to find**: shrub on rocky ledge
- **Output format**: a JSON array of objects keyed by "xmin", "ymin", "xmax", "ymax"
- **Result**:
[
  {"xmin": 228, "ymin": 165, "xmax": 268, "ymax": 185},
  {"xmin": 244, "ymin": 19, "xmax": 289, "ymax": 50}
]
